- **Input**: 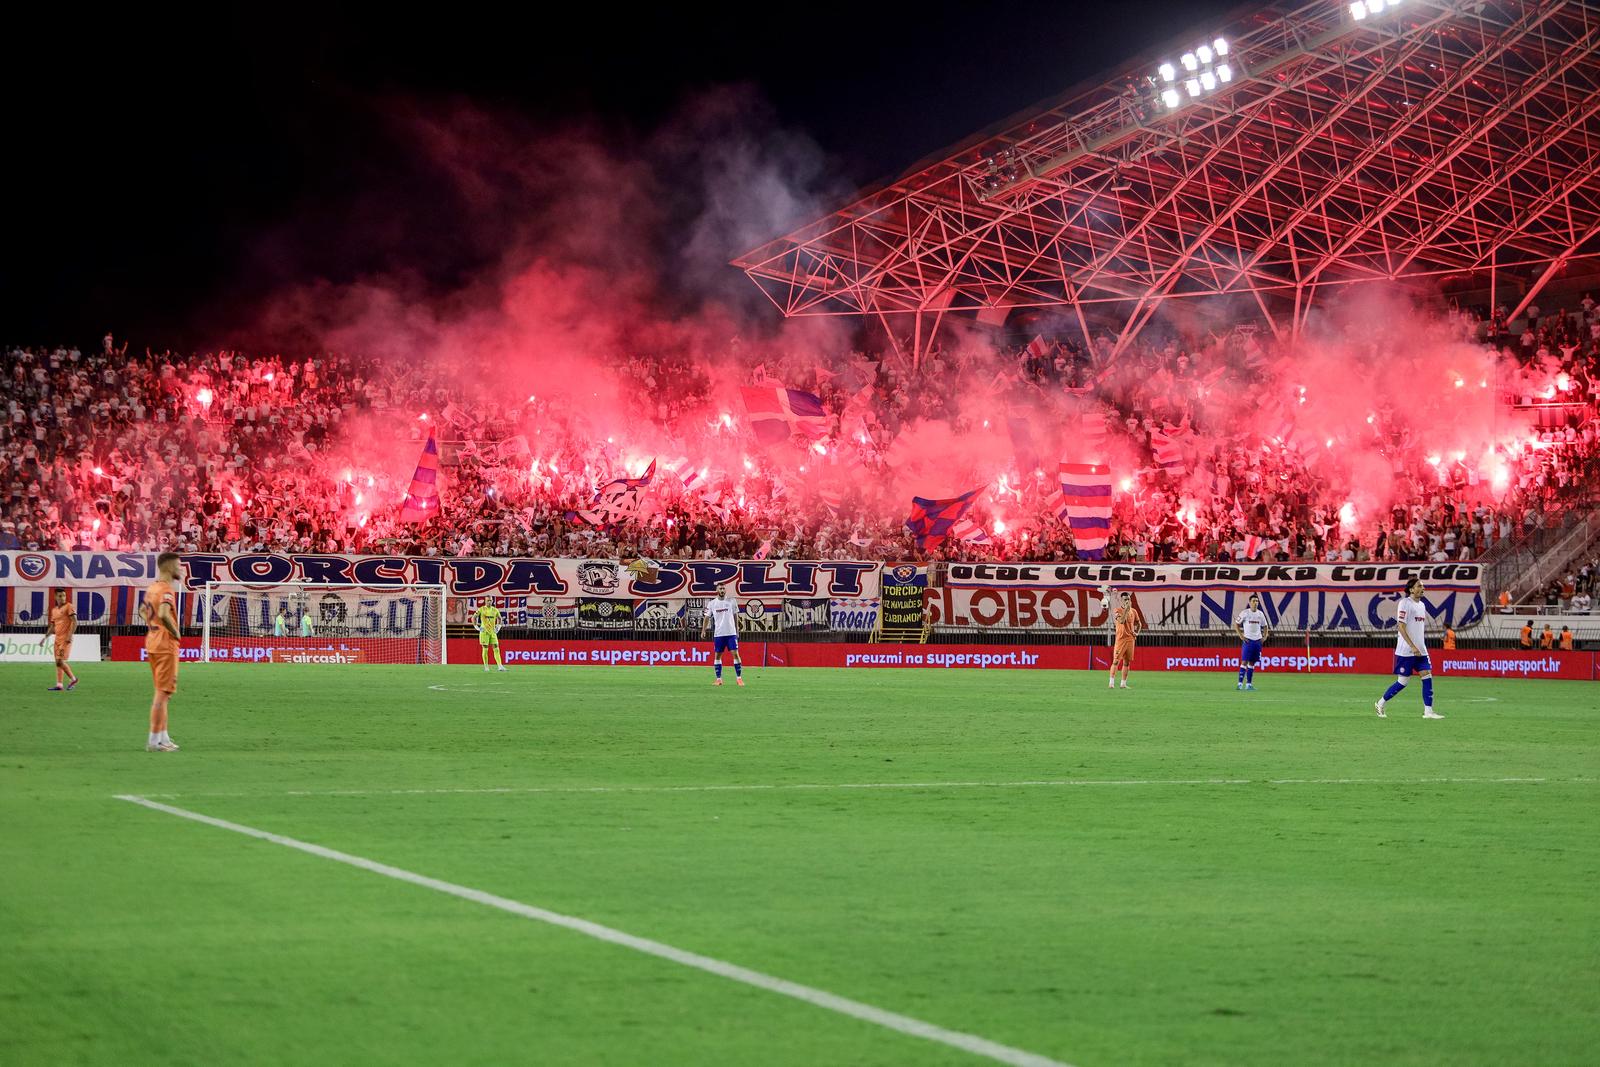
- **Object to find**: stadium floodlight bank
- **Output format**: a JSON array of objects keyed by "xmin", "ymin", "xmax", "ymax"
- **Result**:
[{"xmin": 199, "ymin": 581, "xmax": 447, "ymax": 664}]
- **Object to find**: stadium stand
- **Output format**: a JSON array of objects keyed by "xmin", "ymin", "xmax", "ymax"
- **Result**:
[{"xmin": 2, "ymin": 296, "xmax": 1598, "ymax": 571}]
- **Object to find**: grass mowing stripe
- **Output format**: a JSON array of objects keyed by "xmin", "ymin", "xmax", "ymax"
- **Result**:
[
  {"xmin": 114, "ymin": 794, "xmax": 1076, "ymax": 1067},
  {"xmin": 137, "ymin": 775, "xmax": 1584, "ymax": 799}
]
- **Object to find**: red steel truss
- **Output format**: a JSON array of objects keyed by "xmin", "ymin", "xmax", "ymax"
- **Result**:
[{"xmin": 733, "ymin": 0, "xmax": 1600, "ymax": 360}]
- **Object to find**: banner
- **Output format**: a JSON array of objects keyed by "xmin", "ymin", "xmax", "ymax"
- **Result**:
[
  {"xmin": 1089, "ymin": 644, "xmax": 1595, "ymax": 680},
  {"xmin": 0, "ymin": 586, "xmax": 146, "ymax": 626},
  {"xmin": 829, "ymin": 598, "xmax": 881, "ymax": 631},
  {"xmin": 633, "ymin": 599, "xmax": 688, "ymax": 632},
  {"xmin": 577, "ymin": 599, "xmax": 634, "ymax": 629},
  {"xmin": 107, "ymin": 636, "xmax": 1599, "ymax": 678},
  {"xmin": 0, "ymin": 553, "xmax": 880, "ymax": 601},
  {"xmin": 879, "ymin": 563, "xmax": 927, "ymax": 633},
  {"xmin": 737, "ymin": 599, "xmax": 784, "ymax": 633},
  {"xmin": 450, "ymin": 596, "xmax": 578, "ymax": 629},
  {"xmin": 783, "ymin": 598, "xmax": 831, "ymax": 631},
  {"xmin": 939, "ymin": 562, "xmax": 1484, "ymax": 633},
  {"xmin": 0, "ymin": 633, "xmax": 102, "ymax": 663}
]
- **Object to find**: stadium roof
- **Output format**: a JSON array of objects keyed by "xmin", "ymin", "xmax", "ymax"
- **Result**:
[{"xmin": 733, "ymin": 0, "xmax": 1600, "ymax": 356}]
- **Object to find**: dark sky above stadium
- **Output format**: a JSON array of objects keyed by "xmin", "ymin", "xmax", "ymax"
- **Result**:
[{"xmin": 8, "ymin": 1, "xmax": 1240, "ymax": 350}]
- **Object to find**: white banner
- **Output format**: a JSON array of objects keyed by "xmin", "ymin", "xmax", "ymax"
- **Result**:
[{"xmin": 0, "ymin": 633, "xmax": 102, "ymax": 663}]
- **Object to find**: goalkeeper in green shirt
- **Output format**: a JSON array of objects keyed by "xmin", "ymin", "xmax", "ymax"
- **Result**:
[{"xmin": 473, "ymin": 600, "xmax": 507, "ymax": 672}]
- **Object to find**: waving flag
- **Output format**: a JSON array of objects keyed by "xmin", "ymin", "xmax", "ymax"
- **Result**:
[
  {"xmin": 574, "ymin": 460, "xmax": 656, "ymax": 526},
  {"xmin": 1243, "ymin": 534, "xmax": 1264, "ymax": 559},
  {"xmin": 1026, "ymin": 335, "xmax": 1053, "ymax": 362},
  {"xmin": 741, "ymin": 385, "xmax": 828, "ymax": 445},
  {"xmin": 1059, "ymin": 461, "xmax": 1112, "ymax": 559},
  {"xmin": 497, "ymin": 435, "xmax": 532, "ymax": 463},
  {"xmin": 1079, "ymin": 412, "xmax": 1109, "ymax": 457},
  {"xmin": 950, "ymin": 518, "xmax": 992, "ymax": 545},
  {"xmin": 905, "ymin": 487, "xmax": 984, "ymax": 550},
  {"xmin": 1152, "ymin": 427, "xmax": 1188, "ymax": 474},
  {"xmin": 663, "ymin": 457, "xmax": 706, "ymax": 492},
  {"xmin": 1006, "ymin": 417, "xmax": 1039, "ymax": 476},
  {"xmin": 399, "ymin": 431, "xmax": 442, "ymax": 523}
]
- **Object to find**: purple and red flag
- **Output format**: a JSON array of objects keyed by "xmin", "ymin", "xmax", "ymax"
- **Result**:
[
  {"xmin": 905, "ymin": 486, "xmax": 985, "ymax": 550},
  {"xmin": 1059, "ymin": 461, "xmax": 1113, "ymax": 559},
  {"xmin": 740, "ymin": 385, "xmax": 828, "ymax": 446},
  {"xmin": 398, "ymin": 431, "xmax": 442, "ymax": 523}
]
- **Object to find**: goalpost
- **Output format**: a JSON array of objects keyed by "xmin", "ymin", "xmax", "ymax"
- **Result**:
[{"xmin": 199, "ymin": 582, "xmax": 447, "ymax": 665}]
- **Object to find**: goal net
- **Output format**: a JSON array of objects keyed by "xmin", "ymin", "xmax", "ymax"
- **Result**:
[{"xmin": 199, "ymin": 582, "xmax": 446, "ymax": 664}]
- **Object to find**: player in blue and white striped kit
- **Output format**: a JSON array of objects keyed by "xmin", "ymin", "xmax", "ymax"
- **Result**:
[
  {"xmin": 1375, "ymin": 578, "xmax": 1443, "ymax": 719},
  {"xmin": 1233, "ymin": 593, "xmax": 1271, "ymax": 690}
]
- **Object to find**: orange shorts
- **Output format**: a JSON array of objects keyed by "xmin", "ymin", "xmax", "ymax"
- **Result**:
[
  {"xmin": 53, "ymin": 634, "xmax": 72, "ymax": 662},
  {"xmin": 1113, "ymin": 638, "xmax": 1136, "ymax": 665},
  {"xmin": 148, "ymin": 650, "xmax": 179, "ymax": 694}
]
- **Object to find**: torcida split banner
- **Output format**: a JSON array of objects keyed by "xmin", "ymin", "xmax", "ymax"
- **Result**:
[{"xmin": 0, "ymin": 552, "xmax": 879, "ymax": 599}]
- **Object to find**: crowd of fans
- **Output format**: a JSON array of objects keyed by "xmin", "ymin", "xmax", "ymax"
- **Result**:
[{"xmin": 2, "ymin": 295, "xmax": 1598, "ymax": 565}]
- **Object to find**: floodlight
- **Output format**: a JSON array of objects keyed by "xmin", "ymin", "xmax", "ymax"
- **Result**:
[
  {"xmin": 1214, "ymin": 37, "xmax": 1229, "ymax": 56},
  {"xmin": 1351, "ymin": 1, "xmax": 1367, "ymax": 18},
  {"xmin": 1369, "ymin": 0, "xmax": 1385, "ymax": 11},
  {"xmin": 1217, "ymin": 63, "xmax": 1233, "ymax": 82},
  {"xmin": 1197, "ymin": 44, "xmax": 1213, "ymax": 63},
  {"xmin": 1181, "ymin": 53, "xmax": 1199, "ymax": 71},
  {"xmin": 1158, "ymin": 62, "xmax": 1176, "ymax": 82},
  {"xmin": 1200, "ymin": 71, "xmax": 1216, "ymax": 91},
  {"xmin": 1186, "ymin": 78, "xmax": 1201, "ymax": 97},
  {"xmin": 1161, "ymin": 87, "xmax": 1181, "ymax": 108}
]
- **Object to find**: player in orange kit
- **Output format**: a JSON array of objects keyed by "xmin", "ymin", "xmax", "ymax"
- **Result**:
[
  {"xmin": 46, "ymin": 589, "xmax": 80, "ymax": 691},
  {"xmin": 1107, "ymin": 588, "xmax": 1142, "ymax": 689},
  {"xmin": 139, "ymin": 552, "xmax": 184, "ymax": 752}
]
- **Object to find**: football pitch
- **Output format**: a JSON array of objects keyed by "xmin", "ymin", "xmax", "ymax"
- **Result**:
[{"xmin": 2, "ymin": 663, "xmax": 1596, "ymax": 1067}]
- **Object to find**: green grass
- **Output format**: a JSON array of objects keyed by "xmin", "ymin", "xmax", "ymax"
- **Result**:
[{"xmin": 1, "ymin": 662, "xmax": 1596, "ymax": 1067}]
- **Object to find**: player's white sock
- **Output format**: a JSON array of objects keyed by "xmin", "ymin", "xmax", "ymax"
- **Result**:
[{"xmin": 149, "ymin": 732, "xmax": 159, "ymax": 745}]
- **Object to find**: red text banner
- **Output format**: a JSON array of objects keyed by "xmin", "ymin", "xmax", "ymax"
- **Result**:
[
  {"xmin": 1087, "ymin": 644, "xmax": 1594, "ymax": 680},
  {"xmin": 109, "ymin": 637, "xmax": 1594, "ymax": 678}
]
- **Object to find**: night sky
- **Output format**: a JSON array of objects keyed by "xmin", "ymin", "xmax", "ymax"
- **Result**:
[{"xmin": 7, "ymin": 1, "xmax": 1241, "ymax": 350}]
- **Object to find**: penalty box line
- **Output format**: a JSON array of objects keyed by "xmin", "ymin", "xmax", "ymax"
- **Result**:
[{"xmin": 113, "ymin": 794, "xmax": 1073, "ymax": 1067}]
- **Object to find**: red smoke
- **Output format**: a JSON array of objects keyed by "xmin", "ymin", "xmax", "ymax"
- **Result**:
[{"xmin": 245, "ymin": 96, "xmax": 1566, "ymax": 552}]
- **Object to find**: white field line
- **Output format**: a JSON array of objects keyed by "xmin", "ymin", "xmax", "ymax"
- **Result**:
[
  {"xmin": 114, "ymin": 795, "xmax": 1072, "ymax": 1067},
  {"xmin": 136, "ymin": 776, "xmax": 1576, "ymax": 800}
]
